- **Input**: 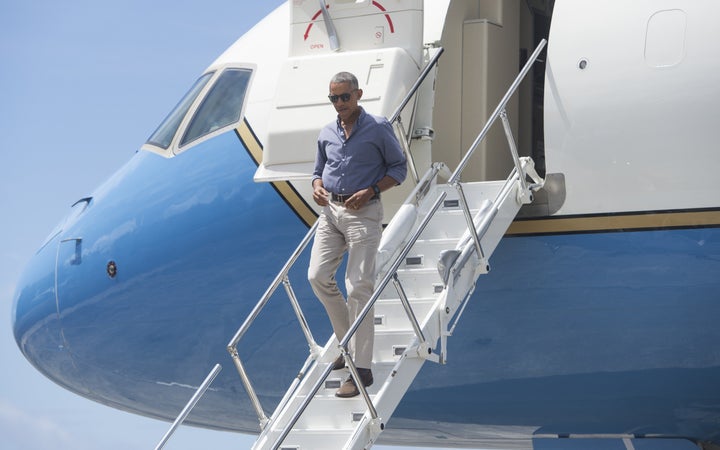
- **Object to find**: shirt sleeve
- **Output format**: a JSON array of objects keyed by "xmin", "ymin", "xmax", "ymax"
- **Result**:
[
  {"xmin": 379, "ymin": 120, "xmax": 407, "ymax": 185},
  {"xmin": 312, "ymin": 130, "xmax": 328, "ymax": 184}
]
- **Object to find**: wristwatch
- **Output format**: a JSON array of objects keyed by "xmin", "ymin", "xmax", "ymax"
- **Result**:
[{"xmin": 371, "ymin": 184, "xmax": 381, "ymax": 196}]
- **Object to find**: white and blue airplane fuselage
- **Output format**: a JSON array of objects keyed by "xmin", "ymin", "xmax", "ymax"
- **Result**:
[{"xmin": 12, "ymin": 1, "xmax": 720, "ymax": 448}]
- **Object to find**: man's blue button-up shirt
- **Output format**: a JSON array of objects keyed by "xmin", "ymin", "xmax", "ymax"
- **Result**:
[{"xmin": 313, "ymin": 107, "xmax": 407, "ymax": 195}]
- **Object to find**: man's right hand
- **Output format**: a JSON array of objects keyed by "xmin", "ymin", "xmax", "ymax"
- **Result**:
[{"xmin": 312, "ymin": 182, "xmax": 329, "ymax": 206}]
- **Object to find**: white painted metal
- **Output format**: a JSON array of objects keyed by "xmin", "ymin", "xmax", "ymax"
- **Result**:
[{"xmin": 545, "ymin": 0, "xmax": 720, "ymax": 214}]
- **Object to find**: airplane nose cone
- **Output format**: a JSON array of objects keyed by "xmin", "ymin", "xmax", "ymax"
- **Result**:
[
  {"xmin": 12, "ymin": 154, "xmax": 140, "ymax": 396},
  {"xmin": 11, "ymin": 141, "xmax": 317, "ymax": 431}
]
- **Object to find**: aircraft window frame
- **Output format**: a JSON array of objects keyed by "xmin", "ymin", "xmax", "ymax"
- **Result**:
[
  {"xmin": 178, "ymin": 68, "xmax": 254, "ymax": 150},
  {"xmin": 141, "ymin": 64, "xmax": 255, "ymax": 157},
  {"xmin": 145, "ymin": 72, "xmax": 215, "ymax": 150}
]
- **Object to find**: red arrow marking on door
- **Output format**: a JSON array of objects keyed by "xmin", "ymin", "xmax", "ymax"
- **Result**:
[
  {"xmin": 303, "ymin": 2, "xmax": 395, "ymax": 41},
  {"xmin": 304, "ymin": 7, "xmax": 327, "ymax": 40},
  {"xmin": 372, "ymin": 1, "xmax": 395, "ymax": 33}
]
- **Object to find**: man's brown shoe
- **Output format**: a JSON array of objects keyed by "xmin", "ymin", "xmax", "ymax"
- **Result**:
[
  {"xmin": 335, "ymin": 368, "xmax": 373, "ymax": 398},
  {"xmin": 330, "ymin": 355, "xmax": 345, "ymax": 371}
]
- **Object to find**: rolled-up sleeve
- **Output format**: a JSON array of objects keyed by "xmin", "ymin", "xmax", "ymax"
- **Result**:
[
  {"xmin": 312, "ymin": 135, "xmax": 328, "ymax": 184},
  {"xmin": 379, "ymin": 120, "xmax": 407, "ymax": 185}
]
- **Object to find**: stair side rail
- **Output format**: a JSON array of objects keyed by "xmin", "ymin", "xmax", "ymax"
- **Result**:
[{"xmin": 226, "ymin": 220, "xmax": 321, "ymax": 428}]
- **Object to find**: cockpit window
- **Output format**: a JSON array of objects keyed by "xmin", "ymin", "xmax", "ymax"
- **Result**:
[
  {"xmin": 146, "ymin": 72, "xmax": 214, "ymax": 149},
  {"xmin": 179, "ymin": 68, "xmax": 253, "ymax": 147}
]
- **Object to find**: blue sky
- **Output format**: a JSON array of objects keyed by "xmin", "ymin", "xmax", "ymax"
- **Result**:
[{"xmin": 0, "ymin": 1, "xmax": 476, "ymax": 449}]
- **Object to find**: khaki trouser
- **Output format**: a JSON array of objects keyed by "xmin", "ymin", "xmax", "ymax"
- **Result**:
[{"xmin": 308, "ymin": 199, "xmax": 383, "ymax": 369}]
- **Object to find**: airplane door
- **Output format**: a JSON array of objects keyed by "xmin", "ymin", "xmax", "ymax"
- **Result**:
[
  {"xmin": 54, "ymin": 198, "xmax": 100, "ymax": 341},
  {"xmin": 48, "ymin": 197, "xmax": 100, "ymax": 390},
  {"xmin": 56, "ymin": 236, "xmax": 84, "ymax": 312}
]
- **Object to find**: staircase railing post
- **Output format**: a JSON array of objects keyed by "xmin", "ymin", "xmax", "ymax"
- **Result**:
[
  {"xmin": 282, "ymin": 276, "xmax": 323, "ymax": 357},
  {"xmin": 500, "ymin": 110, "xmax": 529, "ymax": 196},
  {"xmin": 394, "ymin": 119, "xmax": 420, "ymax": 183},
  {"xmin": 392, "ymin": 273, "xmax": 427, "ymax": 345},
  {"xmin": 342, "ymin": 348, "xmax": 381, "ymax": 421},
  {"xmin": 229, "ymin": 347, "xmax": 269, "ymax": 428},
  {"xmin": 453, "ymin": 181, "xmax": 485, "ymax": 261}
]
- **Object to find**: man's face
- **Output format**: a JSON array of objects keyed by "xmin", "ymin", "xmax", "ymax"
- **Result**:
[{"xmin": 329, "ymin": 81, "xmax": 362, "ymax": 123}]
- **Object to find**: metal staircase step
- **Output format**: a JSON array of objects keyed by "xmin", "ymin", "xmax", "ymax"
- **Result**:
[
  {"xmin": 289, "ymin": 397, "xmax": 375, "ymax": 429},
  {"xmin": 277, "ymin": 423, "xmax": 385, "ymax": 450},
  {"xmin": 388, "ymin": 268, "xmax": 443, "ymax": 297},
  {"xmin": 267, "ymin": 429, "xmax": 351, "ymax": 450},
  {"xmin": 421, "ymin": 208, "xmax": 492, "ymax": 239},
  {"xmin": 396, "ymin": 238, "xmax": 462, "ymax": 270},
  {"xmin": 373, "ymin": 330, "xmax": 425, "ymax": 361},
  {"xmin": 374, "ymin": 297, "xmax": 437, "ymax": 332}
]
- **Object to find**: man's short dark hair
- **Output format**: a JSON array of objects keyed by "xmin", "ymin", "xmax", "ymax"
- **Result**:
[{"xmin": 330, "ymin": 72, "xmax": 359, "ymax": 90}]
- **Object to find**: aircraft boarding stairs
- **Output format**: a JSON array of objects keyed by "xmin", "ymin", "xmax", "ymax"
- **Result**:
[
  {"xmin": 154, "ymin": 40, "xmax": 547, "ymax": 450},
  {"xmin": 246, "ymin": 159, "xmax": 542, "ymax": 450}
]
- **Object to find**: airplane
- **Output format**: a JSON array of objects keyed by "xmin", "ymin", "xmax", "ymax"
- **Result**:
[{"xmin": 11, "ymin": 0, "xmax": 720, "ymax": 449}]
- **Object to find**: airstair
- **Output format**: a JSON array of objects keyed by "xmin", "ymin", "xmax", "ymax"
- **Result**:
[{"xmin": 155, "ymin": 38, "xmax": 547, "ymax": 450}]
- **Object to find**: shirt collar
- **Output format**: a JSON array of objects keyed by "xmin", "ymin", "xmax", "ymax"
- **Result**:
[{"xmin": 336, "ymin": 106, "xmax": 367, "ymax": 130}]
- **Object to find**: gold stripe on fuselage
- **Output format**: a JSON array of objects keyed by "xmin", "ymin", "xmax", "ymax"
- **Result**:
[
  {"xmin": 236, "ymin": 120, "xmax": 719, "ymax": 235},
  {"xmin": 508, "ymin": 209, "xmax": 720, "ymax": 236},
  {"xmin": 236, "ymin": 120, "xmax": 318, "ymax": 228}
]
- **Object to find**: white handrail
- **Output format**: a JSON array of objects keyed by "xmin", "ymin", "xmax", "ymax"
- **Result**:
[
  {"xmin": 389, "ymin": 47, "xmax": 444, "ymax": 123},
  {"xmin": 390, "ymin": 47, "xmax": 444, "ymax": 183}
]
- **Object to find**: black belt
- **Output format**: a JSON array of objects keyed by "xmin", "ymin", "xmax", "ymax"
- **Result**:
[{"xmin": 331, "ymin": 192, "xmax": 379, "ymax": 203}]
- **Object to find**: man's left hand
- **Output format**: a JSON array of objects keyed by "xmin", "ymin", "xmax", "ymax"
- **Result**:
[{"xmin": 344, "ymin": 188, "xmax": 374, "ymax": 210}]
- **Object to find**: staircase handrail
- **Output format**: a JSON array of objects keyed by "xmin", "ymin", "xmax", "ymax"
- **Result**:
[
  {"xmin": 390, "ymin": 46, "xmax": 444, "ymax": 183},
  {"xmin": 449, "ymin": 39, "xmax": 546, "ymax": 184},
  {"xmin": 226, "ymin": 220, "xmax": 320, "ymax": 426},
  {"xmin": 389, "ymin": 46, "xmax": 444, "ymax": 124}
]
